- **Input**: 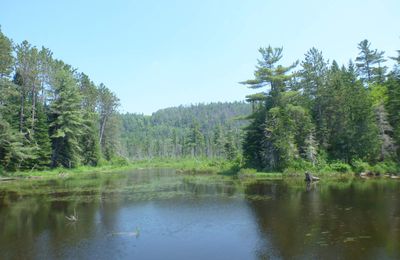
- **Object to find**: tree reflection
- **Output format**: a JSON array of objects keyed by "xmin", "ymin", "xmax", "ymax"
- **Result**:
[{"xmin": 245, "ymin": 180, "xmax": 400, "ymax": 259}]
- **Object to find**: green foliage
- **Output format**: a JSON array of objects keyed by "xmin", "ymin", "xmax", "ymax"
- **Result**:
[
  {"xmin": 371, "ymin": 161, "xmax": 398, "ymax": 174},
  {"xmin": 241, "ymin": 40, "xmax": 400, "ymax": 174},
  {"xmin": 0, "ymin": 28, "xmax": 13, "ymax": 78},
  {"xmin": 283, "ymin": 159, "xmax": 316, "ymax": 174},
  {"xmin": 1, "ymin": 29, "xmax": 400, "ymax": 175},
  {"xmin": 241, "ymin": 47, "xmax": 299, "ymax": 170},
  {"xmin": 120, "ymin": 102, "xmax": 250, "ymax": 160},
  {"xmin": 328, "ymin": 161, "xmax": 352, "ymax": 173},
  {"xmin": 110, "ymin": 156, "xmax": 130, "ymax": 166},
  {"xmin": 98, "ymin": 83, "xmax": 120, "ymax": 158},
  {"xmin": 351, "ymin": 159, "xmax": 371, "ymax": 173},
  {"xmin": 0, "ymin": 29, "xmax": 125, "ymax": 172},
  {"xmin": 80, "ymin": 112, "xmax": 101, "ymax": 166},
  {"xmin": 386, "ymin": 74, "xmax": 400, "ymax": 158},
  {"xmin": 29, "ymin": 103, "xmax": 51, "ymax": 169},
  {"xmin": 356, "ymin": 39, "xmax": 387, "ymax": 85},
  {"xmin": 49, "ymin": 62, "xmax": 84, "ymax": 168},
  {"xmin": 0, "ymin": 115, "xmax": 35, "ymax": 171},
  {"xmin": 242, "ymin": 107, "xmax": 267, "ymax": 169}
]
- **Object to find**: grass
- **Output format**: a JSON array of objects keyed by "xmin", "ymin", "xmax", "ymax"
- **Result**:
[
  {"xmin": 5, "ymin": 157, "xmax": 239, "ymax": 179},
  {"xmin": 6, "ymin": 157, "xmax": 396, "ymax": 182},
  {"xmin": 9, "ymin": 164, "xmax": 135, "ymax": 178}
]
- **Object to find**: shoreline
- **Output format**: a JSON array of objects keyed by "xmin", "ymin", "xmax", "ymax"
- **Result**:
[{"xmin": 2, "ymin": 158, "xmax": 399, "ymax": 181}]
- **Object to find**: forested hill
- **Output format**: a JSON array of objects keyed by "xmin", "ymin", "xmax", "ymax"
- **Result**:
[
  {"xmin": 151, "ymin": 102, "xmax": 250, "ymax": 128},
  {"xmin": 119, "ymin": 102, "xmax": 251, "ymax": 160},
  {"xmin": 0, "ymin": 26, "xmax": 250, "ymax": 172}
]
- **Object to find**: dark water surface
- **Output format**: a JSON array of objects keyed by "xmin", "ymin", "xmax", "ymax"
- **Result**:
[{"xmin": 0, "ymin": 169, "xmax": 399, "ymax": 259}]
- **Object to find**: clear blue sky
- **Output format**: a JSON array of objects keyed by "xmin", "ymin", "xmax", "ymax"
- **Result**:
[{"xmin": 1, "ymin": 0, "xmax": 399, "ymax": 114}]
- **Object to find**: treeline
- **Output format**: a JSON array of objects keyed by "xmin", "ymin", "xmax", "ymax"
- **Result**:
[
  {"xmin": 242, "ymin": 41, "xmax": 400, "ymax": 172},
  {"xmin": 0, "ymin": 29, "xmax": 121, "ymax": 172},
  {"xmin": 119, "ymin": 102, "xmax": 251, "ymax": 160}
]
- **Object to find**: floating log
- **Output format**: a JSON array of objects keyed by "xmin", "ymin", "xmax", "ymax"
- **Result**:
[{"xmin": 0, "ymin": 177, "xmax": 16, "ymax": 182}]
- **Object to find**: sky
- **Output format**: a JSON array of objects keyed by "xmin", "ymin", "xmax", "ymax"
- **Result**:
[{"xmin": 1, "ymin": 0, "xmax": 399, "ymax": 114}]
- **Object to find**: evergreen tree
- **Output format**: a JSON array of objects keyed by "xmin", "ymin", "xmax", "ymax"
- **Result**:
[
  {"xmin": 322, "ymin": 62, "xmax": 379, "ymax": 162},
  {"xmin": 356, "ymin": 39, "xmax": 387, "ymax": 85},
  {"xmin": 224, "ymin": 130, "xmax": 238, "ymax": 161},
  {"xmin": 241, "ymin": 46, "xmax": 299, "ymax": 169},
  {"xmin": 263, "ymin": 94, "xmax": 315, "ymax": 170},
  {"xmin": 49, "ymin": 62, "xmax": 84, "ymax": 168},
  {"xmin": 0, "ymin": 28, "xmax": 13, "ymax": 79},
  {"xmin": 299, "ymin": 48, "xmax": 328, "ymax": 102},
  {"xmin": 186, "ymin": 122, "xmax": 205, "ymax": 157},
  {"xmin": 213, "ymin": 124, "xmax": 226, "ymax": 157},
  {"xmin": 0, "ymin": 115, "xmax": 33, "ymax": 171},
  {"xmin": 78, "ymin": 73, "xmax": 101, "ymax": 165},
  {"xmin": 31, "ymin": 102, "xmax": 51, "ymax": 168},
  {"xmin": 98, "ymin": 83, "xmax": 119, "ymax": 156},
  {"xmin": 386, "ymin": 73, "xmax": 400, "ymax": 158},
  {"xmin": 14, "ymin": 40, "xmax": 40, "ymax": 136}
]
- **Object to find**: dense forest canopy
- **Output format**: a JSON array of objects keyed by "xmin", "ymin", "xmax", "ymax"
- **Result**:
[
  {"xmin": 119, "ymin": 102, "xmax": 251, "ymax": 160},
  {"xmin": 0, "ymin": 29, "xmax": 120, "ymax": 171},
  {"xmin": 242, "ymin": 42, "xmax": 400, "ymax": 172},
  {"xmin": 0, "ymin": 26, "xmax": 400, "ymax": 174}
]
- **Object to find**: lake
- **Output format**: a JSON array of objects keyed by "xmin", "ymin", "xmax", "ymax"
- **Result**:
[{"xmin": 0, "ymin": 169, "xmax": 399, "ymax": 259}]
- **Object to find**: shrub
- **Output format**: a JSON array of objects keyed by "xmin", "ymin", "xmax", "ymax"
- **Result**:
[
  {"xmin": 110, "ymin": 156, "xmax": 130, "ymax": 166},
  {"xmin": 351, "ymin": 159, "xmax": 371, "ymax": 173},
  {"xmin": 288, "ymin": 159, "xmax": 315, "ymax": 171},
  {"xmin": 371, "ymin": 161, "xmax": 398, "ymax": 174},
  {"xmin": 371, "ymin": 163, "xmax": 385, "ymax": 175},
  {"xmin": 329, "ymin": 161, "xmax": 352, "ymax": 173}
]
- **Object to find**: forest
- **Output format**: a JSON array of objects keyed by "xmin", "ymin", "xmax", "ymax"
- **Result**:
[
  {"xmin": 0, "ymin": 28, "xmax": 120, "ymax": 172},
  {"xmin": 242, "ymin": 43, "xmax": 400, "ymax": 173},
  {"xmin": 1, "ymin": 27, "xmax": 400, "ymax": 175},
  {"xmin": 120, "ymin": 102, "xmax": 250, "ymax": 160}
]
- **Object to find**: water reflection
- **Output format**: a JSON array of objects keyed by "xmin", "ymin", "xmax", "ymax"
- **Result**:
[
  {"xmin": 0, "ymin": 170, "xmax": 399, "ymax": 259},
  {"xmin": 245, "ymin": 180, "xmax": 400, "ymax": 259}
]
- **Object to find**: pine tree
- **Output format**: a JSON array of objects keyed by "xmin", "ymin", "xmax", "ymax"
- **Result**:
[
  {"xmin": 186, "ymin": 122, "xmax": 205, "ymax": 157},
  {"xmin": 241, "ymin": 46, "xmax": 298, "ymax": 169},
  {"xmin": 356, "ymin": 39, "xmax": 387, "ymax": 85},
  {"xmin": 386, "ymin": 73, "xmax": 400, "ymax": 158},
  {"xmin": 31, "ymin": 102, "xmax": 51, "ymax": 168},
  {"xmin": 0, "ymin": 28, "xmax": 13, "ymax": 79},
  {"xmin": 14, "ymin": 40, "xmax": 40, "ymax": 136},
  {"xmin": 0, "ymin": 115, "xmax": 34, "ymax": 171},
  {"xmin": 224, "ymin": 130, "xmax": 238, "ymax": 160},
  {"xmin": 78, "ymin": 73, "xmax": 101, "ymax": 165},
  {"xmin": 49, "ymin": 62, "xmax": 84, "ymax": 168},
  {"xmin": 322, "ymin": 62, "xmax": 379, "ymax": 162}
]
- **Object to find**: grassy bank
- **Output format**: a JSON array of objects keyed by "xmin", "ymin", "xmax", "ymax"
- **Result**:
[
  {"xmin": 3, "ymin": 157, "xmax": 398, "ymax": 181},
  {"xmin": 4, "ymin": 158, "xmax": 239, "ymax": 179}
]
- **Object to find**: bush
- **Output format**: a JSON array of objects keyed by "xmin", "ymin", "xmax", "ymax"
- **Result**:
[
  {"xmin": 287, "ymin": 159, "xmax": 315, "ymax": 171},
  {"xmin": 96, "ymin": 158, "xmax": 108, "ymax": 167},
  {"xmin": 371, "ymin": 161, "xmax": 399, "ymax": 175},
  {"xmin": 110, "ymin": 156, "xmax": 130, "ymax": 166},
  {"xmin": 329, "ymin": 161, "xmax": 352, "ymax": 173},
  {"xmin": 351, "ymin": 159, "xmax": 371, "ymax": 173}
]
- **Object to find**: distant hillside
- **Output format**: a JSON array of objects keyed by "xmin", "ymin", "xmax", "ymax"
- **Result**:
[{"xmin": 119, "ymin": 101, "xmax": 252, "ymax": 159}]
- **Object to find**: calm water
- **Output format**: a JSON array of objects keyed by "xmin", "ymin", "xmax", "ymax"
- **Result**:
[{"xmin": 0, "ymin": 169, "xmax": 399, "ymax": 260}]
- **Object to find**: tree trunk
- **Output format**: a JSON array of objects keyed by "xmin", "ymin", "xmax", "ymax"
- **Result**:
[
  {"xmin": 19, "ymin": 93, "xmax": 25, "ymax": 132},
  {"xmin": 31, "ymin": 86, "xmax": 36, "ymax": 133},
  {"xmin": 99, "ymin": 116, "xmax": 107, "ymax": 146}
]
